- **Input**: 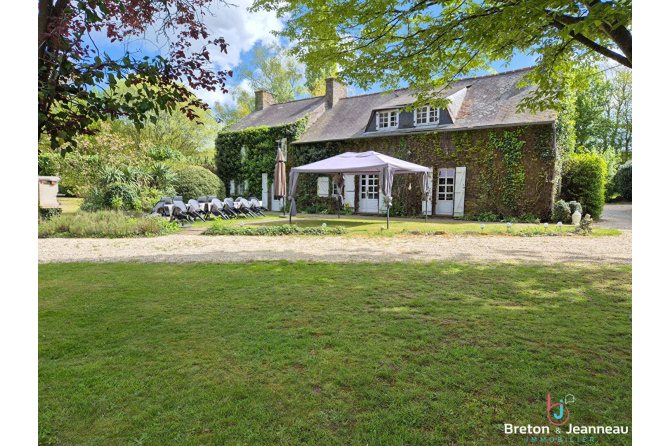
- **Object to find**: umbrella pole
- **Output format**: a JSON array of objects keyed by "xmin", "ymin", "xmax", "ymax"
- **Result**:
[{"xmin": 387, "ymin": 207, "xmax": 390, "ymax": 229}]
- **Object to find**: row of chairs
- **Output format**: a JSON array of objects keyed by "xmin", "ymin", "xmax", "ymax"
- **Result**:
[{"xmin": 151, "ymin": 196, "xmax": 266, "ymax": 225}]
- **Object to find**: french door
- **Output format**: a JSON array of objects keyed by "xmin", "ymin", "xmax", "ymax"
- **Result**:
[
  {"xmin": 359, "ymin": 175, "xmax": 379, "ymax": 213},
  {"xmin": 435, "ymin": 168, "xmax": 455, "ymax": 216}
]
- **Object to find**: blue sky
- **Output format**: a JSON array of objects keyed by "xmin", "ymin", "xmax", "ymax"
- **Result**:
[{"xmin": 92, "ymin": 0, "xmax": 538, "ymax": 107}]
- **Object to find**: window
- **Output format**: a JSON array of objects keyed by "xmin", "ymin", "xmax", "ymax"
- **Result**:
[
  {"xmin": 376, "ymin": 110, "xmax": 398, "ymax": 130},
  {"xmin": 415, "ymin": 106, "xmax": 439, "ymax": 126}
]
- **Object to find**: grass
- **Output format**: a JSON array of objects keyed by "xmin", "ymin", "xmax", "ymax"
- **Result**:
[
  {"xmin": 256, "ymin": 217, "xmax": 621, "ymax": 237},
  {"xmin": 39, "ymin": 262, "xmax": 632, "ymax": 445},
  {"xmin": 58, "ymin": 197, "xmax": 83, "ymax": 214},
  {"xmin": 38, "ymin": 211, "xmax": 180, "ymax": 238}
]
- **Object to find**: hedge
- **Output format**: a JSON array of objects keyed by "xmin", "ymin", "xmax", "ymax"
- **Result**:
[
  {"xmin": 561, "ymin": 153, "xmax": 606, "ymax": 219},
  {"xmin": 613, "ymin": 161, "xmax": 632, "ymax": 201},
  {"xmin": 174, "ymin": 166, "xmax": 226, "ymax": 200}
]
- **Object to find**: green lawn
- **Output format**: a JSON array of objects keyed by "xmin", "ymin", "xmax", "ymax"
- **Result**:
[
  {"xmin": 39, "ymin": 262, "xmax": 632, "ymax": 445},
  {"xmin": 58, "ymin": 197, "xmax": 83, "ymax": 214},
  {"xmin": 256, "ymin": 217, "xmax": 620, "ymax": 237}
]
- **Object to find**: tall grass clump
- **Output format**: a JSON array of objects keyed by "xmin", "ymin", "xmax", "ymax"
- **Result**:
[{"xmin": 38, "ymin": 211, "xmax": 179, "ymax": 238}]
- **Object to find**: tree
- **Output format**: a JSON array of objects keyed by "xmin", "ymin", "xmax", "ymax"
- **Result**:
[
  {"xmin": 38, "ymin": 0, "xmax": 232, "ymax": 152},
  {"xmin": 574, "ymin": 64, "xmax": 632, "ymax": 159},
  {"xmin": 106, "ymin": 84, "xmax": 220, "ymax": 158},
  {"xmin": 252, "ymin": 0, "xmax": 632, "ymax": 111},
  {"xmin": 214, "ymin": 43, "xmax": 316, "ymax": 129}
]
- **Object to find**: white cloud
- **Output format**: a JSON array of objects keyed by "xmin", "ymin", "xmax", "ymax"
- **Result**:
[{"xmin": 202, "ymin": 0, "xmax": 284, "ymax": 69}]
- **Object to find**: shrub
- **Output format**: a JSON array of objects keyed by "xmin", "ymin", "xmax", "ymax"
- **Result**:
[
  {"xmin": 203, "ymin": 223, "xmax": 348, "ymax": 236},
  {"xmin": 102, "ymin": 182, "xmax": 141, "ymax": 211},
  {"xmin": 38, "ymin": 211, "xmax": 180, "ymax": 238},
  {"xmin": 37, "ymin": 152, "xmax": 103, "ymax": 197},
  {"xmin": 147, "ymin": 146, "xmax": 186, "ymax": 162},
  {"xmin": 466, "ymin": 211, "xmax": 501, "ymax": 222},
  {"xmin": 567, "ymin": 201, "xmax": 582, "ymax": 215},
  {"xmin": 552, "ymin": 200, "xmax": 571, "ymax": 223},
  {"xmin": 613, "ymin": 161, "xmax": 632, "ymax": 201},
  {"xmin": 174, "ymin": 166, "xmax": 225, "ymax": 200},
  {"xmin": 561, "ymin": 153, "xmax": 607, "ymax": 219},
  {"xmin": 39, "ymin": 208, "xmax": 62, "ymax": 221}
]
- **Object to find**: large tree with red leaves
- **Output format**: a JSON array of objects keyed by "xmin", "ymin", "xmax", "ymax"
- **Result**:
[{"xmin": 38, "ymin": 0, "xmax": 232, "ymax": 152}]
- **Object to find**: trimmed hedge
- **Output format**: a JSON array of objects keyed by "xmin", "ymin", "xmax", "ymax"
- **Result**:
[
  {"xmin": 561, "ymin": 153, "xmax": 607, "ymax": 219},
  {"xmin": 203, "ymin": 223, "xmax": 348, "ymax": 236},
  {"xmin": 613, "ymin": 161, "xmax": 632, "ymax": 201},
  {"xmin": 174, "ymin": 166, "xmax": 226, "ymax": 200}
]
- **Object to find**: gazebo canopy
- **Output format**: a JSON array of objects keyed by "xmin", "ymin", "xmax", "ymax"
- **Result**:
[
  {"xmin": 288, "ymin": 151, "xmax": 432, "ymax": 227},
  {"xmin": 290, "ymin": 151, "xmax": 431, "ymax": 175}
]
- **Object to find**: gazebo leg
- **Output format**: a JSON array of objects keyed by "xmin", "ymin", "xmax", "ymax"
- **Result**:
[{"xmin": 425, "ymin": 199, "xmax": 428, "ymax": 223}]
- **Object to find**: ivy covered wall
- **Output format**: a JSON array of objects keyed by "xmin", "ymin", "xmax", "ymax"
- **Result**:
[
  {"xmin": 214, "ymin": 116, "xmax": 310, "ymax": 198},
  {"xmin": 290, "ymin": 124, "xmax": 558, "ymax": 219},
  {"xmin": 216, "ymin": 118, "xmax": 559, "ymax": 219}
]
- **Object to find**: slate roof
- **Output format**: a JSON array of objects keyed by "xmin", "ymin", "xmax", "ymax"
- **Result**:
[
  {"xmin": 229, "ymin": 96, "xmax": 325, "ymax": 131},
  {"xmin": 228, "ymin": 67, "xmax": 556, "ymax": 143}
]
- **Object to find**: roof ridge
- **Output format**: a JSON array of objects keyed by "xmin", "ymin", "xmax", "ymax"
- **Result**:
[{"xmin": 264, "ymin": 66, "xmax": 536, "ymax": 106}]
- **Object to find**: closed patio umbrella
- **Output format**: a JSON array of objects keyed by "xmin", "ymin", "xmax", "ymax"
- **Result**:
[{"xmin": 274, "ymin": 145, "xmax": 286, "ymax": 215}]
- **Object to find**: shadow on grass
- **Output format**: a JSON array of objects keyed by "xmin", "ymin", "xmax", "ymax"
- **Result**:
[{"xmin": 39, "ymin": 262, "xmax": 632, "ymax": 445}]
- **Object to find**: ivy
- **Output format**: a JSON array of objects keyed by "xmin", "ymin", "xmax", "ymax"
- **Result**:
[
  {"xmin": 489, "ymin": 129, "xmax": 526, "ymax": 212},
  {"xmin": 215, "ymin": 116, "xmax": 310, "ymax": 197}
]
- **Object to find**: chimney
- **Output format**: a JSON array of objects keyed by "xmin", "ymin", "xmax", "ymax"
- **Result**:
[
  {"xmin": 255, "ymin": 90, "xmax": 275, "ymax": 111},
  {"xmin": 325, "ymin": 78, "xmax": 347, "ymax": 109}
]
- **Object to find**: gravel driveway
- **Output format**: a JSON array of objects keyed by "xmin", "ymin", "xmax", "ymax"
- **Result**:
[
  {"xmin": 596, "ymin": 204, "xmax": 632, "ymax": 230},
  {"xmin": 39, "ymin": 231, "xmax": 631, "ymax": 265}
]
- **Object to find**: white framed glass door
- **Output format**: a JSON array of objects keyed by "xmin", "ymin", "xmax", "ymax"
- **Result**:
[
  {"xmin": 359, "ymin": 175, "xmax": 379, "ymax": 213},
  {"xmin": 435, "ymin": 168, "xmax": 455, "ymax": 216}
]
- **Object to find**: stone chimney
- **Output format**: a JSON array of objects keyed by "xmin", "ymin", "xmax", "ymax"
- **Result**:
[
  {"xmin": 325, "ymin": 78, "xmax": 347, "ymax": 109},
  {"xmin": 255, "ymin": 90, "xmax": 276, "ymax": 111}
]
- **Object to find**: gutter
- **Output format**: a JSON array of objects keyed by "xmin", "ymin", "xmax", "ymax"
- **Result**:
[{"xmin": 292, "ymin": 120, "xmax": 557, "ymax": 145}]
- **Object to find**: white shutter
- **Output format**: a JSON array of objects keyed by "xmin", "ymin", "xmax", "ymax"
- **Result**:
[
  {"xmin": 261, "ymin": 173, "xmax": 268, "ymax": 208},
  {"xmin": 421, "ymin": 170, "xmax": 433, "ymax": 216},
  {"xmin": 317, "ymin": 177, "xmax": 329, "ymax": 197},
  {"xmin": 230, "ymin": 181, "xmax": 235, "ymax": 197},
  {"xmin": 344, "ymin": 175, "xmax": 355, "ymax": 208},
  {"xmin": 454, "ymin": 166, "xmax": 466, "ymax": 217}
]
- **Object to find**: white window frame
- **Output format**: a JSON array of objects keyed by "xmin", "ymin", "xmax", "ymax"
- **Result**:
[
  {"xmin": 376, "ymin": 110, "xmax": 399, "ymax": 131},
  {"xmin": 414, "ymin": 105, "xmax": 439, "ymax": 126}
]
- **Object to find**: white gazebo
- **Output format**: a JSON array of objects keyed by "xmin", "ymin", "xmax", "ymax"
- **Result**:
[{"xmin": 288, "ymin": 151, "xmax": 432, "ymax": 228}]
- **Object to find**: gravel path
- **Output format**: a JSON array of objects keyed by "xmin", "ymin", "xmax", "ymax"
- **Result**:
[
  {"xmin": 596, "ymin": 204, "xmax": 632, "ymax": 230},
  {"xmin": 39, "ymin": 231, "xmax": 631, "ymax": 265}
]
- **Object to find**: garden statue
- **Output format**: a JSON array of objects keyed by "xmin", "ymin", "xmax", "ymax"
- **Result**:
[{"xmin": 572, "ymin": 209, "xmax": 582, "ymax": 225}]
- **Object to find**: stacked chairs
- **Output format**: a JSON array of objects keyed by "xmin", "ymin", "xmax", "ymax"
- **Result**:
[
  {"xmin": 187, "ymin": 199, "xmax": 207, "ymax": 222},
  {"xmin": 235, "ymin": 197, "xmax": 259, "ymax": 218},
  {"xmin": 150, "ymin": 195, "xmax": 269, "ymax": 222},
  {"xmin": 248, "ymin": 197, "xmax": 266, "ymax": 217},
  {"xmin": 169, "ymin": 198, "xmax": 192, "ymax": 227}
]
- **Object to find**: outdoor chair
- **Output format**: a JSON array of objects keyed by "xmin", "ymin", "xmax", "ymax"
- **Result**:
[
  {"xmin": 209, "ymin": 198, "xmax": 230, "ymax": 220},
  {"xmin": 248, "ymin": 197, "xmax": 266, "ymax": 216},
  {"xmin": 150, "ymin": 199, "xmax": 170, "ymax": 217},
  {"xmin": 197, "ymin": 196, "xmax": 209, "ymax": 216},
  {"xmin": 224, "ymin": 197, "xmax": 245, "ymax": 218},
  {"xmin": 187, "ymin": 199, "xmax": 207, "ymax": 222},
  {"xmin": 235, "ymin": 197, "xmax": 258, "ymax": 217},
  {"xmin": 170, "ymin": 200, "xmax": 192, "ymax": 227}
]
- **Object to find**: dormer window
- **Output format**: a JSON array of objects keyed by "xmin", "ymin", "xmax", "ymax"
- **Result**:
[
  {"xmin": 376, "ymin": 110, "xmax": 398, "ymax": 130},
  {"xmin": 414, "ymin": 106, "xmax": 439, "ymax": 126}
]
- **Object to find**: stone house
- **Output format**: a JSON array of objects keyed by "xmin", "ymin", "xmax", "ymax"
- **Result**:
[{"xmin": 220, "ymin": 67, "xmax": 559, "ymax": 219}]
